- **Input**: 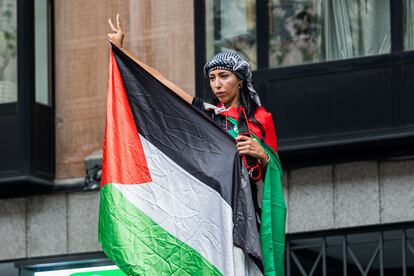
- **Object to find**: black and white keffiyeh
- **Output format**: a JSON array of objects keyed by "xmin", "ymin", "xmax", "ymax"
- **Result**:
[{"xmin": 203, "ymin": 51, "xmax": 261, "ymax": 106}]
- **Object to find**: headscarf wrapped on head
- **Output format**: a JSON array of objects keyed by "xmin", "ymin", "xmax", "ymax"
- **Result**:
[{"xmin": 203, "ymin": 51, "xmax": 262, "ymax": 106}]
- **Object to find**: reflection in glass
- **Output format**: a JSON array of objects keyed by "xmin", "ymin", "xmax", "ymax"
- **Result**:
[
  {"xmin": 35, "ymin": 0, "xmax": 51, "ymax": 105},
  {"xmin": 269, "ymin": 0, "xmax": 391, "ymax": 68},
  {"xmin": 205, "ymin": 0, "xmax": 257, "ymax": 69},
  {"xmin": 269, "ymin": 0, "xmax": 323, "ymax": 67},
  {"xmin": 0, "ymin": 0, "xmax": 17, "ymax": 103},
  {"xmin": 404, "ymin": 0, "xmax": 414, "ymax": 50}
]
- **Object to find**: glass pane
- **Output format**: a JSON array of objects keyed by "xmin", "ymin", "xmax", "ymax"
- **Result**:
[
  {"xmin": 269, "ymin": 0, "xmax": 391, "ymax": 68},
  {"xmin": 408, "ymin": 235, "xmax": 414, "ymax": 275},
  {"xmin": 288, "ymin": 238, "xmax": 324, "ymax": 275},
  {"xmin": 407, "ymin": 228, "xmax": 414, "ymax": 238},
  {"xmin": 347, "ymin": 232, "xmax": 381, "ymax": 275},
  {"xmin": 326, "ymin": 236, "xmax": 345, "ymax": 276},
  {"xmin": 0, "ymin": 0, "xmax": 17, "ymax": 103},
  {"xmin": 383, "ymin": 230, "xmax": 403, "ymax": 275},
  {"xmin": 0, "ymin": 261, "xmax": 18, "ymax": 276},
  {"xmin": 205, "ymin": 0, "xmax": 257, "ymax": 69},
  {"xmin": 407, "ymin": 228, "xmax": 414, "ymax": 272},
  {"xmin": 404, "ymin": 0, "xmax": 414, "ymax": 50},
  {"xmin": 35, "ymin": 0, "xmax": 51, "ymax": 105}
]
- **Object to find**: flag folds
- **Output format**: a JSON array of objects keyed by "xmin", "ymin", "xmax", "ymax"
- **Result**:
[{"xmin": 98, "ymin": 44, "xmax": 285, "ymax": 275}]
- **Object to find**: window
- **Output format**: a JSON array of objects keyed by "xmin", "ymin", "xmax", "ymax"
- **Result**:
[
  {"xmin": 0, "ymin": 261, "xmax": 18, "ymax": 276},
  {"xmin": 286, "ymin": 225, "xmax": 414, "ymax": 275},
  {"xmin": 35, "ymin": 0, "xmax": 52, "ymax": 105},
  {"xmin": 269, "ymin": 0, "xmax": 391, "ymax": 67},
  {"xmin": 204, "ymin": 0, "xmax": 398, "ymax": 69},
  {"xmin": 0, "ymin": 0, "xmax": 51, "ymax": 105},
  {"xmin": 404, "ymin": 0, "xmax": 414, "ymax": 50},
  {"xmin": 205, "ymin": 0, "xmax": 257, "ymax": 69},
  {"xmin": 0, "ymin": 0, "xmax": 17, "ymax": 103},
  {"xmin": 0, "ymin": 0, "xmax": 55, "ymax": 196}
]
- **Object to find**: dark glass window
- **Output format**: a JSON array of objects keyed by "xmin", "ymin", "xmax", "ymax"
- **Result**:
[
  {"xmin": 404, "ymin": 0, "xmax": 414, "ymax": 50},
  {"xmin": 269, "ymin": 0, "xmax": 391, "ymax": 67},
  {"xmin": 0, "ymin": 261, "xmax": 18, "ymax": 276},
  {"xmin": 286, "ymin": 226, "xmax": 414, "ymax": 275},
  {"xmin": 0, "ymin": 0, "xmax": 51, "ymax": 105},
  {"xmin": 205, "ymin": 0, "xmax": 257, "ymax": 69},
  {"xmin": 0, "ymin": 0, "xmax": 17, "ymax": 103},
  {"xmin": 204, "ymin": 0, "xmax": 394, "ymax": 69},
  {"xmin": 0, "ymin": 0, "xmax": 55, "ymax": 196},
  {"xmin": 35, "ymin": 0, "xmax": 52, "ymax": 105}
]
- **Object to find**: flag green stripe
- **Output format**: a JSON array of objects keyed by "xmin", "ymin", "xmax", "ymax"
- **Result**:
[
  {"xmin": 98, "ymin": 184, "xmax": 222, "ymax": 276},
  {"xmin": 261, "ymin": 146, "xmax": 286, "ymax": 276},
  {"xmin": 226, "ymin": 116, "xmax": 286, "ymax": 275}
]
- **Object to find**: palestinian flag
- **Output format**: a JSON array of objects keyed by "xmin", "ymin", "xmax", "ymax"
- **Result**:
[{"xmin": 98, "ymin": 44, "xmax": 286, "ymax": 275}]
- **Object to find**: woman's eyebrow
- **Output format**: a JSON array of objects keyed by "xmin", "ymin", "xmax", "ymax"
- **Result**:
[
  {"xmin": 217, "ymin": 71, "xmax": 228, "ymax": 76},
  {"xmin": 209, "ymin": 71, "xmax": 228, "ymax": 78}
]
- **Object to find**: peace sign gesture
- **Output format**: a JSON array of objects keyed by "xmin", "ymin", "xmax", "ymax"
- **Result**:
[{"xmin": 108, "ymin": 14, "xmax": 124, "ymax": 48}]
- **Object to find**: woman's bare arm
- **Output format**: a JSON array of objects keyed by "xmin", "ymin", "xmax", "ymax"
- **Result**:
[{"xmin": 108, "ymin": 15, "xmax": 194, "ymax": 104}]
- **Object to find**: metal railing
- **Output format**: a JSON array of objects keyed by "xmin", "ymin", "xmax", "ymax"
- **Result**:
[{"xmin": 286, "ymin": 226, "xmax": 414, "ymax": 276}]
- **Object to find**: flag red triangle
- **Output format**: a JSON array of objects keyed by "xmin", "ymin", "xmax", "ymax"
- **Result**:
[{"xmin": 101, "ymin": 49, "xmax": 152, "ymax": 186}]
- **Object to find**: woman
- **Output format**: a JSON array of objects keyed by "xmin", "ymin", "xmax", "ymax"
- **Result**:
[
  {"xmin": 108, "ymin": 15, "xmax": 285, "ymax": 275},
  {"xmin": 196, "ymin": 52, "xmax": 278, "ymax": 181}
]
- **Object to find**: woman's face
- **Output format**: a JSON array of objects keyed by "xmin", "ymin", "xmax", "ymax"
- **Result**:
[{"xmin": 209, "ymin": 69, "xmax": 242, "ymax": 108}]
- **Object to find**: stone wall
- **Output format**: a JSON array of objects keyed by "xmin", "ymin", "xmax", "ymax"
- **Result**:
[
  {"xmin": 0, "ymin": 191, "xmax": 100, "ymax": 260},
  {"xmin": 286, "ymin": 160, "xmax": 414, "ymax": 233},
  {"xmin": 1, "ymin": 160, "xmax": 413, "ymax": 260}
]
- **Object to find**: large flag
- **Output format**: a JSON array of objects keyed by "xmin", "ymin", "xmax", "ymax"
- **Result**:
[{"xmin": 98, "ymin": 44, "xmax": 285, "ymax": 275}]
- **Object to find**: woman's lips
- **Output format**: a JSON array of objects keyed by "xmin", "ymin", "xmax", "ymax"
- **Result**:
[{"xmin": 215, "ymin": 92, "xmax": 225, "ymax": 98}]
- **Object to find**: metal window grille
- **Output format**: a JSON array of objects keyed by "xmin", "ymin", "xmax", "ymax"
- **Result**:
[{"xmin": 286, "ymin": 226, "xmax": 414, "ymax": 276}]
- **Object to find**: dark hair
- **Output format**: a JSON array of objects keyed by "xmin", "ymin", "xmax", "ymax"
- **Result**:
[{"xmin": 239, "ymin": 85, "xmax": 265, "ymax": 140}]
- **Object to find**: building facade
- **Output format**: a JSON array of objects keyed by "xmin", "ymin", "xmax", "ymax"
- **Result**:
[{"xmin": 0, "ymin": 0, "xmax": 413, "ymax": 275}]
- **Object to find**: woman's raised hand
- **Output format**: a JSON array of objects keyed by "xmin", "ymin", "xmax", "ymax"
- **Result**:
[{"xmin": 108, "ymin": 14, "xmax": 124, "ymax": 48}]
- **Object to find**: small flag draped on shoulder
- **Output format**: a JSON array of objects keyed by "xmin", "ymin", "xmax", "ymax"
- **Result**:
[{"xmin": 98, "ymin": 44, "xmax": 285, "ymax": 275}]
